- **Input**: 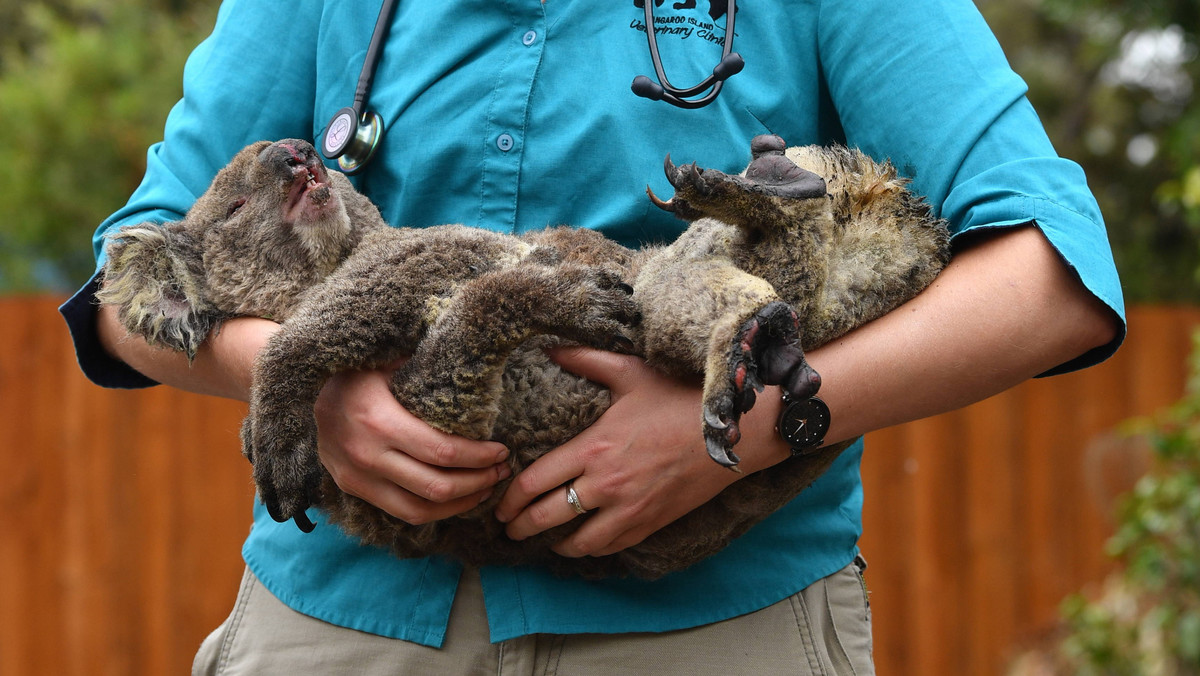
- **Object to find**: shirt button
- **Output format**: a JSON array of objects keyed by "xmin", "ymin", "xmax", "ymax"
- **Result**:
[
  {"xmin": 522, "ymin": 30, "xmax": 538, "ymax": 46},
  {"xmin": 496, "ymin": 133, "xmax": 515, "ymax": 152}
]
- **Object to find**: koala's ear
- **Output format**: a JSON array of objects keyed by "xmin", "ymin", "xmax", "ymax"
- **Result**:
[{"xmin": 97, "ymin": 222, "xmax": 222, "ymax": 360}]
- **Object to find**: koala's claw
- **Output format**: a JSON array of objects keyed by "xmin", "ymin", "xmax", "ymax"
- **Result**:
[
  {"xmin": 673, "ymin": 161, "xmax": 712, "ymax": 195},
  {"xmin": 258, "ymin": 469, "xmax": 322, "ymax": 533},
  {"xmin": 608, "ymin": 333, "xmax": 637, "ymax": 354},
  {"xmin": 702, "ymin": 301, "xmax": 819, "ymax": 468},
  {"xmin": 295, "ymin": 513, "xmax": 316, "ymax": 532},
  {"xmin": 553, "ymin": 266, "xmax": 641, "ymax": 348},
  {"xmin": 652, "ymin": 137, "xmax": 827, "ymax": 224},
  {"xmin": 259, "ymin": 479, "xmax": 318, "ymax": 533},
  {"xmin": 242, "ymin": 407, "xmax": 324, "ymax": 533},
  {"xmin": 703, "ymin": 407, "xmax": 743, "ymax": 468},
  {"xmin": 259, "ymin": 483, "xmax": 315, "ymax": 532}
]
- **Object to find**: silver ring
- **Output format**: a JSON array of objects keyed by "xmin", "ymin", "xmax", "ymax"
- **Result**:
[{"xmin": 565, "ymin": 481, "xmax": 588, "ymax": 515}]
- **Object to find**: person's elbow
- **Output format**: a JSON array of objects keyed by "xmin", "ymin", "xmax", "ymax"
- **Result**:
[
  {"xmin": 983, "ymin": 224, "xmax": 1123, "ymax": 366},
  {"xmin": 1070, "ymin": 293, "xmax": 1121, "ymax": 352},
  {"xmin": 1024, "ymin": 225, "xmax": 1123, "ymax": 358},
  {"xmin": 1043, "ymin": 260, "xmax": 1122, "ymax": 364}
]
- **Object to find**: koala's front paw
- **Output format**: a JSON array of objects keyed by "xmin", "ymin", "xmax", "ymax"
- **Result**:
[
  {"xmin": 554, "ymin": 267, "xmax": 641, "ymax": 352},
  {"xmin": 703, "ymin": 300, "xmax": 821, "ymax": 467},
  {"xmin": 97, "ymin": 224, "xmax": 219, "ymax": 360},
  {"xmin": 241, "ymin": 401, "xmax": 323, "ymax": 533}
]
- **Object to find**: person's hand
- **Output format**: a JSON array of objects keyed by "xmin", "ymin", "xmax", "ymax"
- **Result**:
[
  {"xmin": 314, "ymin": 365, "xmax": 513, "ymax": 525},
  {"xmin": 494, "ymin": 346, "xmax": 791, "ymax": 557}
]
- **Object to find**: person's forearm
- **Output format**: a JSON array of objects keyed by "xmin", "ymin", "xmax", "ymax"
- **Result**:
[
  {"xmin": 96, "ymin": 303, "xmax": 279, "ymax": 402},
  {"xmin": 804, "ymin": 224, "xmax": 1119, "ymax": 446}
]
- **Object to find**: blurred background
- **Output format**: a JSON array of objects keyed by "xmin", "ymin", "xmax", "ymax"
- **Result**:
[{"xmin": 0, "ymin": 0, "xmax": 1197, "ymax": 673}]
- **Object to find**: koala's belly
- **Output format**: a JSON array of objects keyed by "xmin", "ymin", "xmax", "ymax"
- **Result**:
[{"xmin": 492, "ymin": 341, "xmax": 610, "ymax": 469}]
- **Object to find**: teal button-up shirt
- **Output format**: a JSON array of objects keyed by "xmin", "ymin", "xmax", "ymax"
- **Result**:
[{"xmin": 62, "ymin": 0, "xmax": 1125, "ymax": 647}]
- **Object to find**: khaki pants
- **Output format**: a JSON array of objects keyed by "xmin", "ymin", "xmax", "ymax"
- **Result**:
[{"xmin": 194, "ymin": 559, "xmax": 874, "ymax": 676}]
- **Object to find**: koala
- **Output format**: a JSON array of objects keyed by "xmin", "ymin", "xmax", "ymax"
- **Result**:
[{"xmin": 99, "ymin": 135, "xmax": 950, "ymax": 579}]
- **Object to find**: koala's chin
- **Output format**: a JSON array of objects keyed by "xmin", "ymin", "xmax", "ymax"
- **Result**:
[{"xmin": 291, "ymin": 185, "xmax": 353, "ymax": 262}]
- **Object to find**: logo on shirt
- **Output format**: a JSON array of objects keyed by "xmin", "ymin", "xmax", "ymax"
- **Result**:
[{"xmin": 630, "ymin": 0, "xmax": 735, "ymax": 47}]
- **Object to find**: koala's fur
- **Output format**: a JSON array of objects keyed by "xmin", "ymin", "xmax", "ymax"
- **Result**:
[{"xmin": 99, "ymin": 135, "xmax": 950, "ymax": 579}]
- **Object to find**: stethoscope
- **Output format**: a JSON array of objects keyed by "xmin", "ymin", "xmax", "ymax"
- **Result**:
[
  {"xmin": 320, "ymin": 0, "xmax": 743, "ymax": 174},
  {"xmin": 319, "ymin": 0, "xmax": 397, "ymax": 174},
  {"xmin": 630, "ymin": 0, "xmax": 743, "ymax": 109}
]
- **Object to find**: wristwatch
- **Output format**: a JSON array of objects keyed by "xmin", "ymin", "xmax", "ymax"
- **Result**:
[{"xmin": 777, "ymin": 392, "xmax": 830, "ymax": 456}]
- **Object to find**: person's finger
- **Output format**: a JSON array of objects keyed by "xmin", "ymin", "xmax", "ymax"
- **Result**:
[
  {"xmin": 550, "ymin": 491, "xmax": 685, "ymax": 558},
  {"xmin": 319, "ymin": 368, "xmax": 509, "ymax": 470},
  {"xmin": 503, "ymin": 477, "xmax": 596, "ymax": 543},
  {"xmin": 367, "ymin": 448, "xmax": 512, "ymax": 504},
  {"xmin": 493, "ymin": 443, "xmax": 584, "ymax": 523},
  {"xmin": 581, "ymin": 520, "xmax": 658, "ymax": 558},
  {"xmin": 549, "ymin": 501, "xmax": 651, "ymax": 558},
  {"xmin": 545, "ymin": 345, "xmax": 642, "ymax": 391},
  {"xmin": 374, "ymin": 406, "xmax": 509, "ymax": 469},
  {"xmin": 335, "ymin": 470, "xmax": 496, "ymax": 525}
]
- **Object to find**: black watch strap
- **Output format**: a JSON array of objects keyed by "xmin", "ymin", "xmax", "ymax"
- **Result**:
[{"xmin": 777, "ymin": 393, "xmax": 830, "ymax": 456}]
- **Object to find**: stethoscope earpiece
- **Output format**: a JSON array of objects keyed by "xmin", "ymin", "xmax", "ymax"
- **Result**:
[
  {"xmin": 631, "ymin": 0, "xmax": 742, "ymax": 109},
  {"xmin": 713, "ymin": 52, "xmax": 745, "ymax": 81},
  {"xmin": 630, "ymin": 75, "xmax": 666, "ymax": 102}
]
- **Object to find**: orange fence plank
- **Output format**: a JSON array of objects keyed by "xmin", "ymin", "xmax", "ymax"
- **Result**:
[{"xmin": 3, "ymin": 297, "xmax": 1198, "ymax": 675}]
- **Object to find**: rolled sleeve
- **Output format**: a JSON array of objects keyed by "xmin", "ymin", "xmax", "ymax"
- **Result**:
[
  {"xmin": 59, "ymin": 272, "xmax": 159, "ymax": 389},
  {"xmin": 63, "ymin": 203, "xmax": 189, "ymax": 389},
  {"xmin": 944, "ymin": 157, "xmax": 1125, "ymax": 312},
  {"xmin": 817, "ymin": 0, "xmax": 1125, "ymax": 372}
]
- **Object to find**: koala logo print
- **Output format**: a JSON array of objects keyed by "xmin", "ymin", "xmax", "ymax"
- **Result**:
[
  {"xmin": 634, "ymin": 0, "xmax": 731, "ymax": 21},
  {"xmin": 630, "ymin": 0, "xmax": 736, "ymax": 47}
]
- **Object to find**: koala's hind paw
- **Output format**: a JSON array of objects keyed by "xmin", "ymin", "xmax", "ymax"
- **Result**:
[
  {"xmin": 241, "ymin": 409, "xmax": 322, "ymax": 533},
  {"xmin": 703, "ymin": 301, "xmax": 821, "ymax": 468},
  {"xmin": 648, "ymin": 135, "xmax": 827, "ymax": 225},
  {"xmin": 554, "ymin": 267, "xmax": 641, "ymax": 351}
]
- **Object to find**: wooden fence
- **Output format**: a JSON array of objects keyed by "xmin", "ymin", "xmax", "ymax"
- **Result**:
[{"xmin": 1, "ymin": 297, "xmax": 1196, "ymax": 676}]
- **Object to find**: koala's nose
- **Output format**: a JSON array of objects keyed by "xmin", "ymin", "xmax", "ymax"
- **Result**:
[
  {"xmin": 260, "ymin": 140, "xmax": 325, "ymax": 183},
  {"xmin": 274, "ymin": 140, "xmax": 319, "ymax": 166}
]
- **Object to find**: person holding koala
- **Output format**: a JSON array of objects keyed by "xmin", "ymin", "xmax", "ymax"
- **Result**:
[{"xmin": 61, "ymin": 1, "xmax": 1125, "ymax": 674}]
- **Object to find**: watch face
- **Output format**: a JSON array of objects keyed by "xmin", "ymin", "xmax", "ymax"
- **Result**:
[{"xmin": 779, "ymin": 396, "xmax": 830, "ymax": 451}]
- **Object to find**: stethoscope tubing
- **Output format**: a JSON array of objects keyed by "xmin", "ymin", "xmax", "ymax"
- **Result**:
[
  {"xmin": 641, "ymin": 0, "xmax": 739, "ymax": 100},
  {"xmin": 352, "ymin": 0, "xmax": 399, "ymax": 117}
]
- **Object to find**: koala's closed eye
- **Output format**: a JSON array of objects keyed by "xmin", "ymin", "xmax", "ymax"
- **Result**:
[{"xmin": 226, "ymin": 197, "xmax": 247, "ymax": 218}]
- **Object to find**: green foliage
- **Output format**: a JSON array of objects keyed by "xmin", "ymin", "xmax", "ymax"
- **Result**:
[
  {"xmin": 1053, "ymin": 334, "xmax": 1200, "ymax": 674},
  {"xmin": 980, "ymin": 0, "xmax": 1200, "ymax": 302},
  {"xmin": 0, "ymin": 0, "xmax": 216, "ymax": 291},
  {"xmin": 1, "ymin": 0, "xmax": 1197, "ymax": 300},
  {"xmin": 0, "ymin": 0, "xmax": 74, "ymax": 64}
]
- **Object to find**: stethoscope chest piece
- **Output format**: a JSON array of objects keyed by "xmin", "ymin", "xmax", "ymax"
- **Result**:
[
  {"xmin": 317, "ymin": 0, "xmax": 396, "ymax": 175},
  {"xmin": 322, "ymin": 107, "xmax": 383, "ymax": 175}
]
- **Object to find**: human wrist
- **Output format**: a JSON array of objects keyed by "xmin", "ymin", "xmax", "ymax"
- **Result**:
[
  {"xmin": 729, "ymin": 385, "xmax": 794, "ymax": 474},
  {"xmin": 201, "ymin": 317, "xmax": 280, "ymax": 400},
  {"xmin": 777, "ymin": 392, "xmax": 831, "ymax": 454},
  {"xmin": 97, "ymin": 303, "xmax": 279, "ymax": 402}
]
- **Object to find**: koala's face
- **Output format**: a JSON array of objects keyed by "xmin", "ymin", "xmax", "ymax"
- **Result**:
[{"xmin": 187, "ymin": 139, "xmax": 347, "ymax": 240}]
